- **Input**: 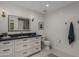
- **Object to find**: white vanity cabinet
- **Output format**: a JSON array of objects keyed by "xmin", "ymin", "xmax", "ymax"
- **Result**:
[
  {"xmin": 14, "ymin": 37, "xmax": 41, "ymax": 57},
  {"xmin": 0, "ymin": 37, "xmax": 41, "ymax": 57}
]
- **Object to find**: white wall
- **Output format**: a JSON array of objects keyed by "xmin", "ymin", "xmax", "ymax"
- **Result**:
[
  {"xmin": 44, "ymin": 2, "xmax": 79, "ymax": 56},
  {"xmin": 0, "ymin": 2, "xmax": 44, "ymax": 35}
]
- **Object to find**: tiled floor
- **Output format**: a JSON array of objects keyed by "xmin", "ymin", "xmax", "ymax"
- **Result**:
[
  {"xmin": 32, "ymin": 49, "xmax": 53, "ymax": 57},
  {"xmin": 32, "ymin": 48, "xmax": 75, "ymax": 57}
]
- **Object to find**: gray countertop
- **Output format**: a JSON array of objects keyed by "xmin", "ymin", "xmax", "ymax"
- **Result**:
[{"xmin": 0, "ymin": 35, "xmax": 42, "ymax": 42}]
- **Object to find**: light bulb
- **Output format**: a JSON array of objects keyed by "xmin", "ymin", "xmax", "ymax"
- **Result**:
[
  {"xmin": 2, "ymin": 9, "xmax": 5, "ymax": 12},
  {"xmin": 45, "ymin": 4, "xmax": 49, "ymax": 7}
]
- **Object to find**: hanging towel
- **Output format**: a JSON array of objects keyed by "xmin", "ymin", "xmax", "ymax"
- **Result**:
[{"xmin": 68, "ymin": 22, "xmax": 75, "ymax": 44}]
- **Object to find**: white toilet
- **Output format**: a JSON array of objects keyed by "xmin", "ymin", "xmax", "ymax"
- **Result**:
[{"xmin": 43, "ymin": 40, "xmax": 50, "ymax": 50}]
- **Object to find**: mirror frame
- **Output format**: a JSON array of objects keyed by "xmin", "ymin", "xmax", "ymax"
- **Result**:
[{"xmin": 8, "ymin": 15, "xmax": 30, "ymax": 32}]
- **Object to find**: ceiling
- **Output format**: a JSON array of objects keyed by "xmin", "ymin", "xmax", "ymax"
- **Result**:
[{"xmin": 1, "ymin": 1, "xmax": 76, "ymax": 14}]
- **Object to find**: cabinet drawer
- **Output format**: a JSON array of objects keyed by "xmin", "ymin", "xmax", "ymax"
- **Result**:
[
  {"xmin": 0, "ymin": 46, "xmax": 14, "ymax": 56},
  {"xmin": 15, "ymin": 49, "xmax": 31, "ymax": 57},
  {"xmin": 25, "ymin": 40, "xmax": 41, "ymax": 46},
  {"xmin": 15, "ymin": 38, "xmax": 33, "ymax": 45},
  {"xmin": 15, "ymin": 43, "xmax": 31, "ymax": 51},
  {"xmin": 15, "ymin": 43, "xmax": 23, "ymax": 51},
  {"xmin": 22, "ymin": 38, "xmax": 36, "ymax": 43},
  {"xmin": 15, "ymin": 37, "xmax": 41, "ymax": 45},
  {"xmin": 15, "ymin": 39, "xmax": 23, "ymax": 45},
  {"xmin": 23, "ymin": 38, "xmax": 41, "ymax": 44},
  {"xmin": 0, "ymin": 41, "xmax": 14, "ymax": 48},
  {"xmin": 0, "ymin": 54, "xmax": 14, "ymax": 57},
  {"xmin": 30, "ymin": 45, "xmax": 41, "ymax": 54},
  {"xmin": 23, "ymin": 40, "xmax": 41, "ymax": 50},
  {"xmin": 36, "ymin": 37, "xmax": 41, "ymax": 40},
  {"xmin": 33, "ymin": 40, "xmax": 41, "ymax": 45}
]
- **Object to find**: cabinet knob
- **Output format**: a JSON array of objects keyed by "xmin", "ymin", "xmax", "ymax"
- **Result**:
[
  {"xmin": 23, "ymin": 45, "xmax": 27, "ymax": 47},
  {"xmin": 23, "ymin": 52, "xmax": 27, "ymax": 54},
  {"xmin": 23, "ymin": 39, "xmax": 27, "ymax": 41},
  {"xmin": 36, "ymin": 37, "xmax": 38, "ymax": 39},
  {"xmin": 36, "ymin": 48, "xmax": 39, "ymax": 50},
  {"xmin": 3, "ymin": 42, "xmax": 10, "ymax": 44},
  {"xmin": 36, "ymin": 42, "xmax": 39, "ymax": 44},
  {"xmin": 2, "ymin": 49, "xmax": 10, "ymax": 52}
]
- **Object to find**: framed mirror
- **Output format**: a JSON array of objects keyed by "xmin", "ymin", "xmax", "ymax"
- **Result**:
[{"xmin": 8, "ymin": 15, "xmax": 30, "ymax": 32}]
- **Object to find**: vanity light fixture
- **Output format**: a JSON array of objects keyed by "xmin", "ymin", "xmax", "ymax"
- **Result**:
[
  {"xmin": 2, "ymin": 9, "xmax": 6, "ymax": 17},
  {"xmin": 44, "ymin": 4, "xmax": 49, "ymax": 13},
  {"xmin": 32, "ymin": 18, "xmax": 34, "ymax": 22}
]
